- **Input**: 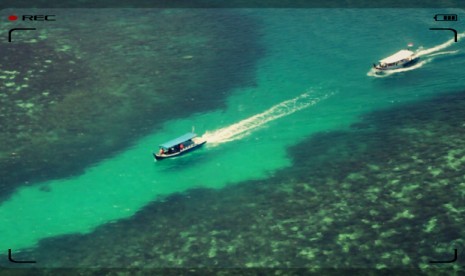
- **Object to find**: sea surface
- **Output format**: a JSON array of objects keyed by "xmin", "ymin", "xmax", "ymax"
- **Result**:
[{"xmin": 1, "ymin": 8, "xmax": 465, "ymax": 270}]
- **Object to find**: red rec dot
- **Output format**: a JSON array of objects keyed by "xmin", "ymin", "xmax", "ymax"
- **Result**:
[{"xmin": 8, "ymin": 15, "xmax": 18, "ymax": 21}]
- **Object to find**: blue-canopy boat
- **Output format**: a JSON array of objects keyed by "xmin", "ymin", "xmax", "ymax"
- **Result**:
[{"xmin": 153, "ymin": 132, "xmax": 206, "ymax": 161}]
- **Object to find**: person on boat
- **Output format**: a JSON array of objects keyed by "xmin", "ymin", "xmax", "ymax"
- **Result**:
[
  {"xmin": 159, "ymin": 148, "xmax": 164, "ymax": 155},
  {"xmin": 180, "ymin": 143, "xmax": 184, "ymax": 150}
]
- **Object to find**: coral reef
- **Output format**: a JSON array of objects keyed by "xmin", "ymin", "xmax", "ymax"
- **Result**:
[
  {"xmin": 3, "ymin": 90, "xmax": 465, "ymax": 274},
  {"xmin": 0, "ymin": 10, "xmax": 263, "ymax": 199}
]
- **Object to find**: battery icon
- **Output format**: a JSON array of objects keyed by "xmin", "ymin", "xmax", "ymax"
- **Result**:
[{"xmin": 434, "ymin": 14, "xmax": 458, "ymax": 21}]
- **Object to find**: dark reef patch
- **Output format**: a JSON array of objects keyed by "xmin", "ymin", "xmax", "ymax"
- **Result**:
[
  {"xmin": 3, "ymin": 90, "xmax": 465, "ymax": 272},
  {"xmin": 0, "ymin": 9, "xmax": 263, "ymax": 200}
]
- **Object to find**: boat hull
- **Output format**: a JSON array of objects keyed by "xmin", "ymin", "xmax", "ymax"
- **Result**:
[
  {"xmin": 153, "ymin": 141, "xmax": 206, "ymax": 160},
  {"xmin": 374, "ymin": 57, "xmax": 420, "ymax": 74},
  {"xmin": 401, "ymin": 57, "xmax": 420, "ymax": 67}
]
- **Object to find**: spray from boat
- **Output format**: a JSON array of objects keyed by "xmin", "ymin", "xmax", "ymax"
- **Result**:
[
  {"xmin": 427, "ymin": 50, "xmax": 459, "ymax": 57},
  {"xmin": 367, "ymin": 32, "xmax": 465, "ymax": 77},
  {"xmin": 416, "ymin": 32, "xmax": 465, "ymax": 56},
  {"xmin": 200, "ymin": 91, "xmax": 333, "ymax": 146}
]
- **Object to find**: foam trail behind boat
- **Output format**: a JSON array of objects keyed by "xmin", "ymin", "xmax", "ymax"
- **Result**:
[
  {"xmin": 200, "ymin": 91, "xmax": 332, "ymax": 146},
  {"xmin": 427, "ymin": 50, "xmax": 459, "ymax": 57},
  {"xmin": 416, "ymin": 32, "xmax": 465, "ymax": 57}
]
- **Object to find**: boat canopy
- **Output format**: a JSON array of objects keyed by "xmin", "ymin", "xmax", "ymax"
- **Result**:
[
  {"xmin": 379, "ymin": 50, "xmax": 414, "ymax": 64},
  {"xmin": 159, "ymin": 133, "xmax": 196, "ymax": 149}
]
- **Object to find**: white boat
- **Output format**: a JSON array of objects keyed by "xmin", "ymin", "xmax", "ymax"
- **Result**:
[{"xmin": 373, "ymin": 48, "xmax": 419, "ymax": 73}]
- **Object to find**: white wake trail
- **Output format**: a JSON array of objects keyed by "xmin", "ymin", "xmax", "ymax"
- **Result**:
[
  {"xmin": 200, "ymin": 91, "xmax": 332, "ymax": 146},
  {"xmin": 427, "ymin": 50, "xmax": 459, "ymax": 57},
  {"xmin": 416, "ymin": 32, "xmax": 465, "ymax": 57}
]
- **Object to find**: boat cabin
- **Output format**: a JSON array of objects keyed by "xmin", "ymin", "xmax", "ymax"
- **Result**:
[
  {"xmin": 374, "ymin": 49, "xmax": 418, "ymax": 71},
  {"xmin": 159, "ymin": 133, "xmax": 196, "ymax": 154}
]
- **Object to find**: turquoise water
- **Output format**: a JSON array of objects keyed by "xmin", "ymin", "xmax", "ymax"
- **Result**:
[{"xmin": 1, "ymin": 8, "xmax": 465, "ymax": 268}]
